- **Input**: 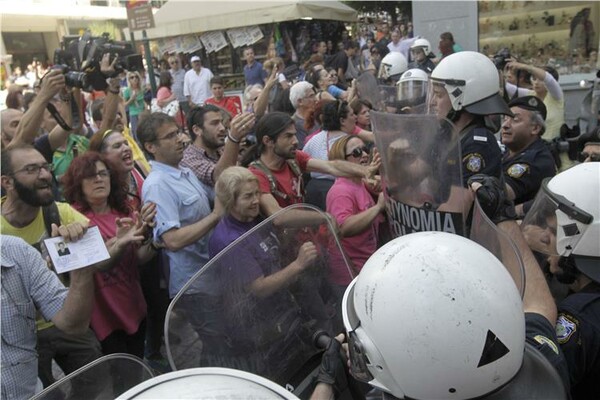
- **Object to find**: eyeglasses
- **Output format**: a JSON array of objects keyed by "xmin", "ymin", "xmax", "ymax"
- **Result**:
[
  {"xmin": 84, "ymin": 170, "xmax": 110, "ymax": 180},
  {"xmin": 345, "ymin": 146, "xmax": 369, "ymax": 158},
  {"xmin": 169, "ymin": 60, "xmax": 179, "ymax": 65},
  {"xmin": 156, "ymin": 129, "xmax": 184, "ymax": 141},
  {"xmin": 10, "ymin": 163, "xmax": 54, "ymax": 176},
  {"xmin": 578, "ymin": 151, "xmax": 600, "ymax": 162}
]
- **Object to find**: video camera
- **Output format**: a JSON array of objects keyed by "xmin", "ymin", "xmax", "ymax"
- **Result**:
[
  {"xmin": 53, "ymin": 31, "xmax": 144, "ymax": 92},
  {"xmin": 492, "ymin": 48, "xmax": 511, "ymax": 71}
]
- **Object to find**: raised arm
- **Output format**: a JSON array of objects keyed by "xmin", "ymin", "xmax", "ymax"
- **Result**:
[{"xmin": 10, "ymin": 69, "xmax": 67, "ymax": 149}]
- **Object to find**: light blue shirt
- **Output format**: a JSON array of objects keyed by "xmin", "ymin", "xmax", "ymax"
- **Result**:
[
  {"xmin": 1, "ymin": 235, "xmax": 67, "ymax": 400},
  {"xmin": 142, "ymin": 161, "xmax": 216, "ymax": 298}
]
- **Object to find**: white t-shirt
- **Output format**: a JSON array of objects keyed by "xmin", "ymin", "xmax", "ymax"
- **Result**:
[{"xmin": 183, "ymin": 67, "xmax": 214, "ymax": 106}]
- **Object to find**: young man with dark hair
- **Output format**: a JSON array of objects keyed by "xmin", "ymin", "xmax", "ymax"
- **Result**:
[
  {"xmin": 179, "ymin": 104, "xmax": 254, "ymax": 188},
  {"xmin": 205, "ymin": 77, "xmax": 243, "ymax": 118}
]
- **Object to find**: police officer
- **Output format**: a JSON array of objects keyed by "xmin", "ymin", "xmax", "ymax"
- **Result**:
[
  {"xmin": 311, "ymin": 174, "xmax": 570, "ymax": 400},
  {"xmin": 501, "ymin": 95, "xmax": 556, "ymax": 217},
  {"xmin": 430, "ymin": 51, "xmax": 514, "ymax": 186},
  {"xmin": 523, "ymin": 163, "xmax": 600, "ymax": 399},
  {"xmin": 377, "ymin": 52, "xmax": 408, "ymax": 85},
  {"xmin": 408, "ymin": 38, "xmax": 436, "ymax": 74}
]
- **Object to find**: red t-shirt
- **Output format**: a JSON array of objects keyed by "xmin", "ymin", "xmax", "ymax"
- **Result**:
[
  {"xmin": 80, "ymin": 208, "xmax": 147, "ymax": 341},
  {"xmin": 205, "ymin": 96, "xmax": 242, "ymax": 118},
  {"xmin": 249, "ymin": 151, "xmax": 311, "ymax": 208}
]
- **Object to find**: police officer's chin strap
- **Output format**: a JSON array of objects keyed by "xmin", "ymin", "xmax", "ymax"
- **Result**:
[
  {"xmin": 555, "ymin": 255, "xmax": 580, "ymax": 285},
  {"xmin": 446, "ymin": 108, "xmax": 462, "ymax": 123}
]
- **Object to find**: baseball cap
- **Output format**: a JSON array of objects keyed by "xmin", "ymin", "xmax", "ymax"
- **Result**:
[
  {"xmin": 508, "ymin": 95, "xmax": 547, "ymax": 121},
  {"xmin": 190, "ymin": 56, "xmax": 201, "ymax": 63}
]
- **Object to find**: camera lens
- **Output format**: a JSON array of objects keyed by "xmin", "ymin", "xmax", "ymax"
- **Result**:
[{"xmin": 64, "ymin": 71, "xmax": 88, "ymax": 89}]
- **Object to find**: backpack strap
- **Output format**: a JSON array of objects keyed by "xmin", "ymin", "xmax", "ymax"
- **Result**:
[{"xmin": 250, "ymin": 159, "xmax": 302, "ymax": 202}]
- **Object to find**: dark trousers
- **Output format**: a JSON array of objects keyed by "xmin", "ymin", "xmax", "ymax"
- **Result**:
[
  {"xmin": 100, "ymin": 320, "xmax": 147, "ymax": 359},
  {"xmin": 36, "ymin": 326, "xmax": 103, "ymax": 396},
  {"xmin": 140, "ymin": 257, "xmax": 170, "ymax": 359}
]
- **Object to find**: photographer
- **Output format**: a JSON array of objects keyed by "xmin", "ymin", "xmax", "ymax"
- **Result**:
[{"xmin": 6, "ymin": 69, "xmax": 72, "ymax": 159}]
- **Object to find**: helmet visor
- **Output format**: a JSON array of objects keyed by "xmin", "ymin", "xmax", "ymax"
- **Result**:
[
  {"xmin": 397, "ymin": 80, "xmax": 428, "ymax": 103},
  {"xmin": 522, "ymin": 178, "xmax": 594, "ymax": 256}
]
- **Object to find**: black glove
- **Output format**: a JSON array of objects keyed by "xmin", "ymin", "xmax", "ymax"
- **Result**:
[
  {"xmin": 468, "ymin": 174, "xmax": 517, "ymax": 224},
  {"xmin": 316, "ymin": 338, "xmax": 348, "ymax": 396}
]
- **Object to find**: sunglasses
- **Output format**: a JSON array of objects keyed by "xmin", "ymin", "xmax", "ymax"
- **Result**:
[
  {"xmin": 578, "ymin": 151, "xmax": 600, "ymax": 162},
  {"xmin": 129, "ymin": 76, "xmax": 139, "ymax": 80},
  {"xmin": 345, "ymin": 146, "xmax": 369, "ymax": 158}
]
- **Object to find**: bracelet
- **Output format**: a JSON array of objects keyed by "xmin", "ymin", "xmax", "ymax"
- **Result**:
[{"xmin": 227, "ymin": 132, "xmax": 240, "ymax": 144}]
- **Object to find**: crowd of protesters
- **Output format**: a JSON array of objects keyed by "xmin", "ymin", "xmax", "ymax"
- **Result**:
[{"xmin": 1, "ymin": 11, "xmax": 599, "ymax": 400}]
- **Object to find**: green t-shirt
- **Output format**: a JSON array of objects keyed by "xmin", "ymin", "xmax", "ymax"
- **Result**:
[{"xmin": 124, "ymin": 87, "xmax": 145, "ymax": 116}]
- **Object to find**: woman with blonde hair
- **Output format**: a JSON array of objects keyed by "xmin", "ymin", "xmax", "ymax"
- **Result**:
[
  {"xmin": 326, "ymin": 135, "xmax": 385, "ymax": 292},
  {"xmin": 122, "ymin": 71, "xmax": 146, "ymax": 142}
]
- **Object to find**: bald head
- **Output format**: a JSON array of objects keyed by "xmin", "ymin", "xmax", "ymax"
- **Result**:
[{"xmin": 1, "ymin": 109, "xmax": 24, "ymax": 147}]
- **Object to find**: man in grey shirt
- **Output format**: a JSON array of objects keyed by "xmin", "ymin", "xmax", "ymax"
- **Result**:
[{"xmin": 169, "ymin": 55, "xmax": 189, "ymax": 118}]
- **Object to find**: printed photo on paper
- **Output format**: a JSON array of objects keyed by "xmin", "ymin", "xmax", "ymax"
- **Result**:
[{"xmin": 44, "ymin": 226, "xmax": 110, "ymax": 274}]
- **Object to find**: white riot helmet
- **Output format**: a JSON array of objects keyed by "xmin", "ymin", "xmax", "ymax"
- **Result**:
[
  {"xmin": 378, "ymin": 52, "xmax": 408, "ymax": 82},
  {"xmin": 522, "ymin": 163, "xmax": 600, "ymax": 282},
  {"xmin": 397, "ymin": 68, "xmax": 429, "ymax": 106},
  {"xmin": 430, "ymin": 51, "xmax": 512, "ymax": 117},
  {"xmin": 410, "ymin": 38, "xmax": 431, "ymax": 56},
  {"xmin": 119, "ymin": 367, "xmax": 299, "ymax": 399},
  {"xmin": 342, "ymin": 232, "xmax": 525, "ymax": 399}
]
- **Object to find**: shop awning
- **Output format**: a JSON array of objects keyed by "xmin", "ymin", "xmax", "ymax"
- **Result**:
[{"xmin": 125, "ymin": 0, "xmax": 358, "ymax": 40}]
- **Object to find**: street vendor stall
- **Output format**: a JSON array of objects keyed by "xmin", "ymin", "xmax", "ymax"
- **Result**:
[{"xmin": 123, "ymin": 1, "xmax": 358, "ymax": 90}]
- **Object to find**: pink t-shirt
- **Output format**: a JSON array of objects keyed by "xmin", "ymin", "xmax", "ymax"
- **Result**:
[
  {"xmin": 157, "ymin": 86, "xmax": 172, "ymax": 101},
  {"xmin": 326, "ymin": 178, "xmax": 383, "ymax": 285},
  {"xmin": 82, "ymin": 209, "xmax": 147, "ymax": 341}
]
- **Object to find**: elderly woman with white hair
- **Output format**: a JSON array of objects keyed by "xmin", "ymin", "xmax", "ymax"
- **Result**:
[{"xmin": 208, "ymin": 166, "xmax": 317, "ymax": 372}]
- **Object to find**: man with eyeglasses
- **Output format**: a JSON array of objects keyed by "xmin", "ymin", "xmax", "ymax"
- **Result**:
[
  {"xmin": 168, "ymin": 55, "xmax": 188, "ymax": 119},
  {"xmin": 139, "ymin": 113, "xmax": 228, "ymax": 360},
  {"xmin": 579, "ymin": 139, "xmax": 600, "ymax": 163},
  {"xmin": 501, "ymin": 96, "xmax": 556, "ymax": 218},
  {"xmin": 0, "ymin": 144, "xmax": 103, "ymax": 395},
  {"xmin": 138, "ymin": 113, "xmax": 222, "ymax": 299},
  {"xmin": 289, "ymin": 81, "xmax": 317, "ymax": 149}
]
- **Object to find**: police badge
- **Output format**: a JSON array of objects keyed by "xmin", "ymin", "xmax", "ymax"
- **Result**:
[{"xmin": 463, "ymin": 153, "xmax": 483, "ymax": 173}]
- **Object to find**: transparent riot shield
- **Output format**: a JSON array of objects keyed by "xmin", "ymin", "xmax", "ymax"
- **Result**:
[
  {"xmin": 371, "ymin": 112, "xmax": 471, "ymax": 238},
  {"xmin": 470, "ymin": 198, "xmax": 526, "ymax": 297},
  {"xmin": 355, "ymin": 72, "xmax": 382, "ymax": 110},
  {"xmin": 164, "ymin": 204, "xmax": 354, "ymax": 391},
  {"xmin": 30, "ymin": 354, "xmax": 154, "ymax": 400},
  {"xmin": 118, "ymin": 367, "xmax": 299, "ymax": 399}
]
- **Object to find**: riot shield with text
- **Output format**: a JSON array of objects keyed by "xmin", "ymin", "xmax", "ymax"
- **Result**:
[
  {"xmin": 164, "ymin": 204, "xmax": 354, "ymax": 392},
  {"xmin": 30, "ymin": 354, "xmax": 154, "ymax": 400},
  {"xmin": 470, "ymin": 198, "xmax": 526, "ymax": 297},
  {"xmin": 371, "ymin": 112, "xmax": 471, "ymax": 238}
]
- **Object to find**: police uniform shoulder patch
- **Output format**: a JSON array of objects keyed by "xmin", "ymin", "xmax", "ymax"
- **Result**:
[
  {"xmin": 463, "ymin": 153, "xmax": 484, "ymax": 173},
  {"xmin": 507, "ymin": 163, "xmax": 529, "ymax": 178},
  {"xmin": 555, "ymin": 314, "xmax": 578, "ymax": 344},
  {"xmin": 533, "ymin": 335, "xmax": 559, "ymax": 355}
]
